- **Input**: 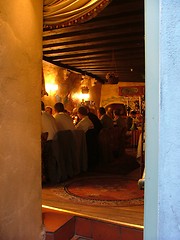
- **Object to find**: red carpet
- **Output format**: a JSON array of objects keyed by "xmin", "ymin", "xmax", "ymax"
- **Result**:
[{"xmin": 52, "ymin": 175, "xmax": 144, "ymax": 207}]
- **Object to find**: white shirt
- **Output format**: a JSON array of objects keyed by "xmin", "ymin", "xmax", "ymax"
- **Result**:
[
  {"xmin": 76, "ymin": 116, "xmax": 94, "ymax": 133},
  {"xmin": 54, "ymin": 112, "xmax": 75, "ymax": 131},
  {"xmin": 41, "ymin": 111, "xmax": 58, "ymax": 140}
]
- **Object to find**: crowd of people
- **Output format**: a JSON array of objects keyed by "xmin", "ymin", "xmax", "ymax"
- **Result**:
[
  {"xmin": 41, "ymin": 101, "xmax": 142, "ymax": 184},
  {"xmin": 41, "ymin": 102, "xmax": 135, "ymax": 140}
]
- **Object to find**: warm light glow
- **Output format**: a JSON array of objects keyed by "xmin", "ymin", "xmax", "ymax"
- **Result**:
[
  {"xmin": 81, "ymin": 93, "xmax": 90, "ymax": 100},
  {"xmin": 72, "ymin": 92, "xmax": 90, "ymax": 101},
  {"xmin": 45, "ymin": 76, "xmax": 58, "ymax": 96},
  {"xmin": 46, "ymin": 83, "xmax": 58, "ymax": 92}
]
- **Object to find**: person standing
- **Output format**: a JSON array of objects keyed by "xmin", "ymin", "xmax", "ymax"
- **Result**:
[
  {"xmin": 98, "ymin": 107, "xmax": 114, "ymax": 128},
  {"xmin": 113, "ymin": 109, "xmax": 127, "ymax": 130},
  {"xmin": 41, "ymin": 101, "xmax": 58, "ymax": 184},
  {"xmin": 76, "ymin": 106, "xmax": 94, "ymax": 133},
  {"xmin": 85, "ymin": 106, "xmax": 102, "ymax": 134},
  {"xmin": 45, "ymin": 106, "xmax": 53, "ymax": 115},
  {"xmin": 41, "ymin": 101, "xmax": 57, "ymax": 140},
  {"xmin": 54, "ymin": 102, "xmax": 75, "ymax": 131}
]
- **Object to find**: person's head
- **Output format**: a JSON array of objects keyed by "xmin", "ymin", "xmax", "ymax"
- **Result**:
[
  {"xmin": 45, "ymin": 106, "xmax": 53, "ymax": 115},
  {"xmin": 130, "ymin": 110, "xmax": 137, "ymax": 118},
  {"xmin": 77, "ymin": 106, "xmax": 88, "ymax": 119},
  {"xmin": 41, "ymin": 101, "xmax": 45, "ymax": 111},
  {"xmin": 54, "ymin": 102, "xmax": 64, "ymax": 113},
  {"xmin": 98, "ymin": 107, "xmax": 106, "ymax": 116}
]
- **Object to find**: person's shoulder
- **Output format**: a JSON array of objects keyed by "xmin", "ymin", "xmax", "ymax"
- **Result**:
[
  {"xmin": 42, "ymin": 111, "xmax": 56, "ymax": 123},
  {"xmin": 64, "ymin": 112, "xmax": 72, "ymax": 119},
  {"xmin": 76, "ymin": 120, "xmax": 83, "ymax": 129},
  {"xmin": 42, "ymin": 111, "xmax": 51, "ymax": 118}
]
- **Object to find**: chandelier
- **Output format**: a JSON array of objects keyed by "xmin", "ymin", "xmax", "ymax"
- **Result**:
[
  {"xmin": 105, "ymin": 49, "xmax": 119, "ymax": 84},
  {"xmin": 105, "ymin": 72, "xmax": 119, "ymax": 84}
]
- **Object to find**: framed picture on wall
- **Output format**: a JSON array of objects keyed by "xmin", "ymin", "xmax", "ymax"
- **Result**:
[{"xmin": 119, "ymin": 86, "xmax": 145, "ymax": 96}]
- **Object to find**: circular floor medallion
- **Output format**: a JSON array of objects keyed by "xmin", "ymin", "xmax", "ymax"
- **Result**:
[{"xmin": 53, "ymin": 175, "xmax": 144, "ymax": 207}]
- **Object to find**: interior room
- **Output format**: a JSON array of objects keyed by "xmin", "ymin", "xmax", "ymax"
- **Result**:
[
  {"xmin": 41, "ymin": 0, "xmax": 145, "ymax": 239},
  {"xmin": 1, "ymin": 0, "xmax": 180, "ymax": 240}
]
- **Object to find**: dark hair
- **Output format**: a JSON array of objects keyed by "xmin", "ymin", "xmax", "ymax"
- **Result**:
[
  {"xmin": 45, "ymin": 106, "xmax": 53, "ymax": 114},
  {"xmin": 99, "ymin": 107, "xmax": 106, "ymax": 115},
  {"xmin": 78, "ymin": 106, "xmax": 88, "ymax": 116},
  {"xmin": 131, "ymin": 110, "xmax": 137, "ymax": 115},
  {"xmin": 41, "ymin": 101, "xmax": 45, "ymax": 111},
  {"xmin": 54, "ymin": 102, "xmax": 64, "ymax": 112}
]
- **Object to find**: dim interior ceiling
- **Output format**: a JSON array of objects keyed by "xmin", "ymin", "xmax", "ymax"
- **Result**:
[{"xmin": 43, "ymin": 0, "xmax": 144, "ymax": 84}]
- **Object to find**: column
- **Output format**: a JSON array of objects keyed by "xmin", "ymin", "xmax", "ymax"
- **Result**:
[{"xmin": 0, "ymin": 0, "xmax": 43, "ymax": 239}]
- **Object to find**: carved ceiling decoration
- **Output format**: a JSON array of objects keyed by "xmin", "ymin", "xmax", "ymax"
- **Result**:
[{"xmin": 43, "ymin": 0, "xmax": 145, "ymax": 84}]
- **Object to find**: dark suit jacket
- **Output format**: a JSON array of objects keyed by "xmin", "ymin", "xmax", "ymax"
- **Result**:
[
  {"xmin": 88, "ymin": 112, "xmax": 102, "ymax": 133},
  {"xmin": 100, "ymin": 114, "xmax": 114, "ymax": 128}
]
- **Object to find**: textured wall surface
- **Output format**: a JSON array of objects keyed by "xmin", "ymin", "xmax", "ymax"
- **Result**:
[
  {"xmin": 159, "ymin": 1, "xmax": 180, "ymax": 239},
  {"xmin": 100, "ymin": 82, "xmax": 145, "ymax": 109},
  {"xmin": 0, "ymin": 1, "xmax": 43, "ymax": 239},
  {"xmin": 144, "ymin": 1, "xmax": 180, "ymax": 239},
  {"xmin": 42, "ymin": 60, "xmax": 102, "ymax": 111}
]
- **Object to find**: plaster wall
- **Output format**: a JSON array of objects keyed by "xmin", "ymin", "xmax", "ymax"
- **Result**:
[
  {"xmin": 100, "ymin": 82, "xmax": 145, "ymax": 109},
  {"xmin": 0, "ymin": 1, "xmax": 43, "ymax": 239},
  {"xmin": 158, "ymin": 1, "xmax": 180, "ymax": 238},
  {"xmin": 42, "ymin": 60, "xmax": 102, "ymax": 111},
  {"xmin": 43, "ymin": 61, "xmax": 145, "ymax": 113},
  {"xmin": 144, "ymin": 1, "xmax": 180, "ymax": 239}
]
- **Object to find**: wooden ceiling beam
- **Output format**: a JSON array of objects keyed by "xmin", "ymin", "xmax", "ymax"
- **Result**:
[
  {"xmin": 43, "ymin": 35, "xmax": 144, "ymax": 51},
  {"xmin": 47, "ymin": 48, "xmax": 144, "ymax": 60},
  {"xmin": 43, "ymin": 29, "xmax": 144, "ymax": 47},
  {"xmin": 43, "ymin": 56, "xmax": 105, "ymax": 83},
  {"xmin": 43, "ymin": 0, "xmax": 145, "ymax": 84},
  {"xmin": 69, "ymin": 63, "xmax": 144, "ymax": 70},
  {"xmin": 43, "ymin": 42, "xmax": 144, "ymax": 55},
  {"xmin": 43, "ymin": 34, "xmax": 144, "ymax": 49},
  {"xmin": 43, "ymin": 21, "xmax": 143, "ymax": 40},
  {"xmin": 50, "ymin": 49, "xmax": 144, "ymax": 61},
  {"xmin": 43, "ymin": 39, "xmax": 144, "ymax": 55}
]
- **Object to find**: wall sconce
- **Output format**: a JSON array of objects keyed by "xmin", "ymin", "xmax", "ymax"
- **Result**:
[
  {"xmin": 45, "ymin": 83, "xmax": 58, "ymax": 96},
  {"xmin": 81, "ymin": 93, "xmax": 90, "ymax": 101},
  {"xmin": 81, "ymin": 86, "xmax": 90, "ymax": 102},
  {"xmin": 71, "ymin": 91, "xmax": 90, "ymax": 102},
  {"xmin": 81, "ymin": 86, "xmax": 89, "ymax": 94}
]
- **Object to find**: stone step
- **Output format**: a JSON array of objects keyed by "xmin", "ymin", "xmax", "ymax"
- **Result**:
[
  {"xmin": 42, "ymin": 209, "xmax": 75, "ymax": 240},
  {"xmin": 42, "ymin": 208, "xmax": 143, "ymax": 240},
  {"xmin": 70, "ymin": 235, "xmax": 93, "ymax": 240}
]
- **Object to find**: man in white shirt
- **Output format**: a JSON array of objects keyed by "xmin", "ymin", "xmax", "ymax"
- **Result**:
[
  {"xmin": 41, "ymin": 101, "xmax": 58, "ymax": 140},
  {"xmin": 41, "ymin": 101, "xmax": 58, "ymax": 184},
  {"xmin": 76, "ymin": 106, "xmax": 94, "ymax": 133},
  {"xmin": 54, "ymin": 102, "xmax": 75, "ymax": 131}
]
